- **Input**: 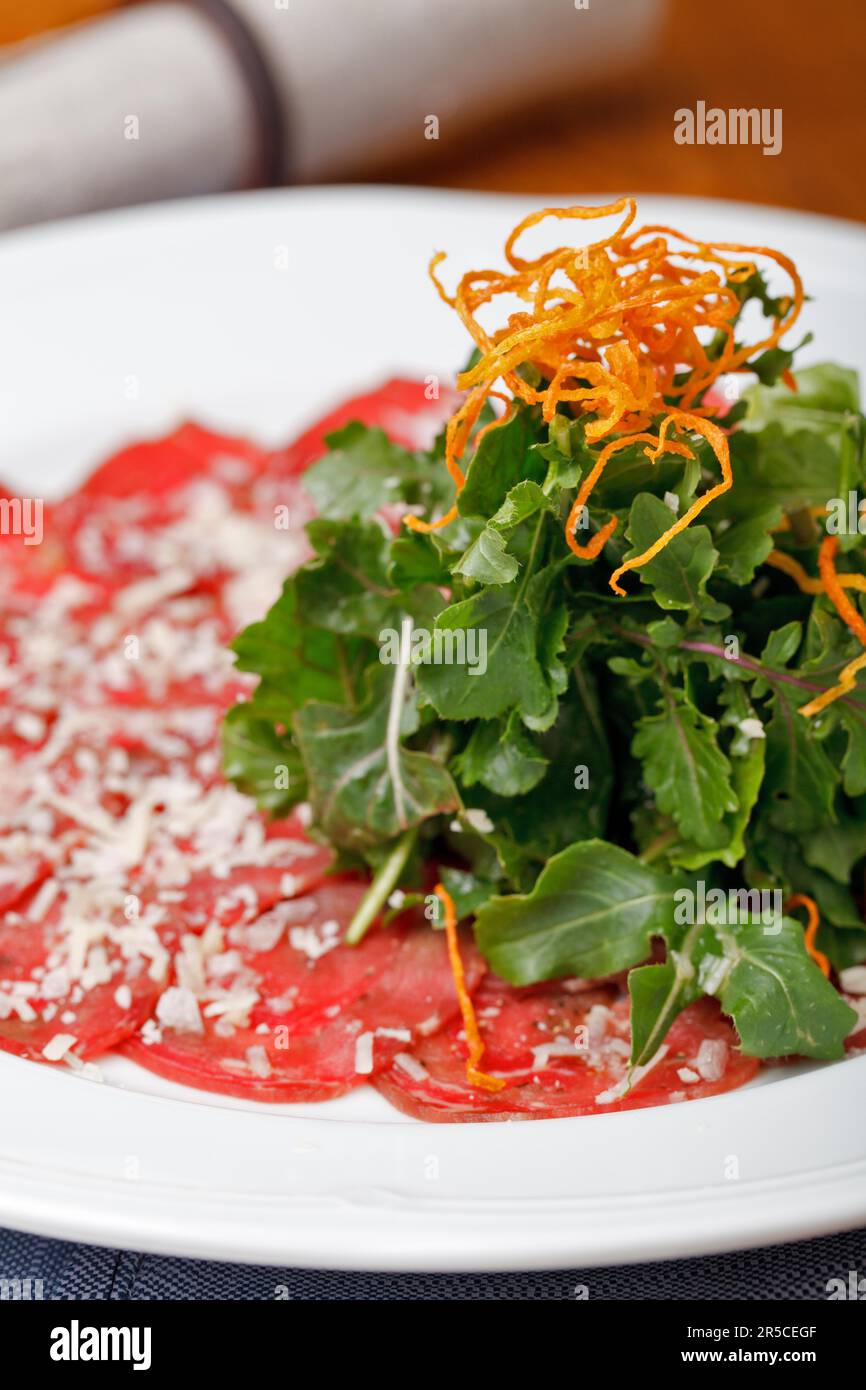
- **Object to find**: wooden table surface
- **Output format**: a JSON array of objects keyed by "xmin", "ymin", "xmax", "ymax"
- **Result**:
[{"xmin": 386, "ymin": 0, "xmax": 866, "ymax": 225}]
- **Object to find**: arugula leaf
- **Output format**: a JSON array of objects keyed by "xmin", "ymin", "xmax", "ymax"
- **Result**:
[
  {"xmin": 714, "ymin": 507, "xmax": 781, "ymax": 584},
  {"xmin": 221, "ymin": 705, "xmax": 304, "ymax": 816},
  {"xmin": 743, "ymin": 362, "xmax": 861, "ymax": 429},
  {"xmin": 388, "ymin": 532, "xmax": 451, "ymax": 587},
  {"xmin": 624, "ymin": 492, "xmax": 727, "ymax": 617},
  {"xmin": 627, "ymin": 919, "xmax": 712, "ymax": 1066},
  {"xmin": 231, "ymin": 576, "xmax": 372, "ymax": 719},
  {"xmin": 437, "ymin": 866, "xmax": 498, "ymax": 923},
  {"xmin": 454, "ymin": 526, "xmax": 519, "ymax": 585},
  {"xmin": 835, "ymin": 703, "xmax": 866, "ymax": 796},
  {"xmin": 748, "ymin": 822, "xmax": 865, "ymax": 943},
  {"xmin": 718, "ymin": 426, "xmax": 844, "ymax": 519},
  {"xmin": 757, "ymin": 624, "xmax": 841, "ymax": 833},
  {"xmin": 803, "ymin": 813, "xmax": 866, "ymax": 884},
  {"xmin": 296, "ymin": 518, "xmax": 442, "ymax": 637},
  {"xmin": 729, "ymin": 267, "xmax": 791, "ymax": 322},
  {"xmin": 628, "ymin": 909, "xmax": 856, "ymax": 1067},
  {"xmin": 457, "ymin": 406, "xmax": 545, "ymax": 518},
  {"xmin": 713, "ymin": 918, "xmax": 856, "ymax": 1059},
  {"xmin": 416, "ymin": 554, "xmax": 557, "ymax": 723},
  {"xmin": 474, "ymin": 840, "xmax": 676, "ymax": 984},
  {"xmin": 303, "ymin": 423, "xmax": 442, "ymax": 518},
  {"xmin": 472, "ymin": 673, "xmax": 613, "ymax": 870},
  {"xmin": 632, "ymin": 690, "xmax": 738, "ymax": 849},
  {"xmin": 453, "ymin": 712, "xmax": 548, "ymax": 796},
  {"xmin": 293, "ymin": 662, "xmax": 458, "ymax": 853},
  {"xmin": 669, "ymin": 736, "xmax": 765, "ymax": 870},
  {"xmin": 451, "ymin": 675, "xmax": 612, "ymax": 889},
  {"xmin": 589, "ymin": 441, "xmax": 687, "ymax": 510},
  {"xmin": 489, "ymin": 479, "xmax": 557, "ymax": 529}
]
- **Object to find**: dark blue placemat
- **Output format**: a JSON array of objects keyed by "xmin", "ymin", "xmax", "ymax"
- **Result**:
[{"xmin": 1, "ymin": 1225, "xmax": 864, "ymax": 1300}]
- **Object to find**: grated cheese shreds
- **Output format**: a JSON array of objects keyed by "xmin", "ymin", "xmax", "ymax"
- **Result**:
[
  {"xmin": 41, "ymin": 1033, "xmax": 77, "ymax": 1062},
  {"xmin": 694, "ymin": 1038, "xmax": 728, "ymax": 1083},
  {"xmin": 595, "ymin": 1044, "xmax": 670, "ymax": 1106},
  {"xmin": 393, "ymin": 1051, "xmax": 429, "ymax": 1082},
  {"xmin": 0, "ymin": 449, "xmax": 321, "ymax": 1058},
  {"xmin": 354, "ymin": 1031, "xmax": 375, "ymax": 1075}
]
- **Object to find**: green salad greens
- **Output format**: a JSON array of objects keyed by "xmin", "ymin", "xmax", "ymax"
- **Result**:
[{"xmin": 223, "ymin": 264, "xmax": 866, "ymax": 1071}]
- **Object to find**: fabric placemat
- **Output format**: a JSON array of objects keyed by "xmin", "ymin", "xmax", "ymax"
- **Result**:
[{"xmin": 1, "ymin": 1225, "xmax": 863, "ymax": 1300}]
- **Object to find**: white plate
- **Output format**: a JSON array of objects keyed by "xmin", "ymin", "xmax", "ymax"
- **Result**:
[{"xmin": 1, "ymin": 188, "xmax": 865, "ymax": 1271}]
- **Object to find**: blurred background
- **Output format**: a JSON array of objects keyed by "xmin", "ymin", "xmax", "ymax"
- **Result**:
[{"xmin": 0, "ymin": 0, "xmax": 864, "ymax": 231}]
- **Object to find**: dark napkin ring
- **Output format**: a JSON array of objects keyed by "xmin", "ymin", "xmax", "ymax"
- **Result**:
[{"xmin": 187, "ymin": 0, "xmax": 286, "ymax": 187}]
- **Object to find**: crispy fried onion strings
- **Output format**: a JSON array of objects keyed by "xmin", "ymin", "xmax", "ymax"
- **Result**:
[{"xmin": 405, "ymin": 199, "xmax": 803, "ymax": 606}]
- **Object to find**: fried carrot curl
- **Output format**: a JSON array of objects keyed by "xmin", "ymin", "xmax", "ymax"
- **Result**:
[
  {"xmin": 799, "ymin": 536, "xmax": 866, "ymax": 718},
  {"xmin": 784, "ymin": 893, "xmax": 831, "ymax": 977},
  {"xmin": 406, "ymin": 200, "xmax": 803, "ymax": 593},
  {"xmin": 434, "ymin": 883, "xmax": 505, "ymax": 1093},
  {"xmin": 766, "ymin": 549, "xmax": 866, "ymax": 596}
]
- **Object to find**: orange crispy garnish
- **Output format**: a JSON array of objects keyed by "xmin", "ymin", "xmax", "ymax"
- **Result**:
[
  {"xmin": 766, "ymin": 549, "xmax": 866, "ymax": 596},
  {"xmin": 434, "ymin": 883, "xmax": 505, "ymax": 1093},
  {"xmin": 784, "ymin": 893, "xmax": 831, "ymax": 977},
  {"xmin": 773, "ymin": 506, "xmax": 827, "ymax": 533},
  {"xmin": 406, "ymin": 199, "xmax": 803, "ymax": 592},
  {"xmin": 815, "ymin": 534, "xmax": 866, "ymax": 645},
  {"xmin": 799, "ymin": 535, "xmax": 866, "ymax": 717}
]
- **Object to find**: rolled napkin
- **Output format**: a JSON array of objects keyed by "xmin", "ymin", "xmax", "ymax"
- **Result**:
[{"xmin": 0, "ymin": 0, "xmax": 665, "ymax": 231}]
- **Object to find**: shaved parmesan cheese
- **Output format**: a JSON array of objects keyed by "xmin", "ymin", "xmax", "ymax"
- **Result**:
[
  {"xmin": 289, "ymin": 917, "xmax": 340, "ymax": 960},
  {"xmin": 114, "ymin": 983, "xmax": 133, "ymax": 1011},
  {"xmin": 63, "ymin": 1053, "xmax": 103, "ymax": 1082},
  {"xmin": 845, "ymin": 996, "xmax": 866, "ymax": 1037},
  {"xmin": 40, "ymin": 966, "xmax": 72, "ymax": 1001},
  {"xmin": 737, "ymin": 717, "xmax": 765, "ymax": 741},
  {"xmin": 156, "ymin": 986, "xmax": 203, "ymax": 1035},
  {"xmin": 839, "ymin": 966, "xmax": 866, "ymax": 996},
  {"xmin": 114, "ymin": 567, "xmax": 194, "ymax": 615},
  {"xmin": 208, "ymin": 950, "xmax": 243, "ymax": 980},
  {"xmin": 242, "ymin": 914, "xmax": 287, "ymax": 955},
  {"xmin": 13, "ymin": 711, "xmax": 46, "ymax": 743},
  {"xmin": 42, "ymin": 1033, "xmax": 77, "ymax": 1062},
  {"xmin": 530, "ymin": 1035, "xmax": 584, "ymax": 1068},
  {"xmin": 27, "ymin": 878, "xmax": 60, "ymax": 922},
  {"xmin": 394, "ymin": 1051, "xmax": 428, "ymax": 1082},
  {"xmin": 245, "ymin": 1044, "xmax": 272, "ymax": 1078},
  {"xmin": 694, "ymin": 1037, "xmax": 728, "ymax": 1082},
  {"xmin": 596, "ymin": 1045, "xmax": 669, "ymax": 1106},
  {"xmin": 354, "ymin": 1031, "xmax": 375, "ymax": 1075},
  {"xmin": 585, "ymin": 1003, "xmax": 611, "ymax": 1047},
  {"xmin": 677, "ymin": 1067, "xmax": 700, "ymax": 1084},
  {"xmin": 202, "ymin": 989, "xmax": 259, "ymax": 1026},
  {"xmin": 697, "ymin": 953, "xmax": 730, "ymax": 996},
  {"xmin": 81, "ymin": 945, "xmax": 112, "ymax": 990},
  {"xmin": 140, "ymin": 1019, "xmax": 162, "ymax": 1046},
  {"xmin": 0, "ymin": 987, "xmax": 38, "ymax": 1023}
]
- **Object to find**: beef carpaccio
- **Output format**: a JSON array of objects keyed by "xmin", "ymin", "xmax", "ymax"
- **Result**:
[{"xmin": 0, "ymin": 380, "xmax": 798, "ymax": 1119}]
